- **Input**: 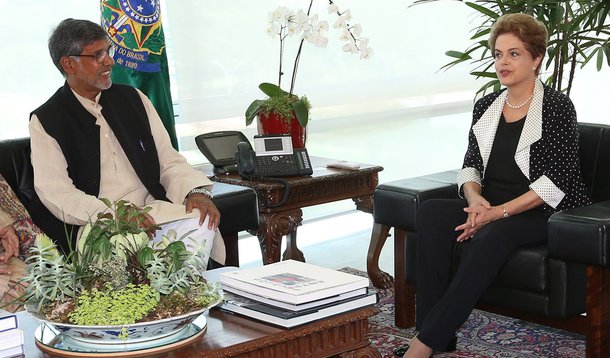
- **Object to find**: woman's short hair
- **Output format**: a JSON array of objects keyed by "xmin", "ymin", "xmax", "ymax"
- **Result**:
[
  {"xmin": 489, "ymin": 13, "xmax": 548, "ymax": 73},
  {"xmin": 48, "ymin": 18, "xmax": 109, "ymax": 76}
]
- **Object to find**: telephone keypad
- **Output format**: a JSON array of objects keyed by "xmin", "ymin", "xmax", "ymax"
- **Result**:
[{"xmin": 255, "ymin": 155, "xmax": 298, "ymax": 176}]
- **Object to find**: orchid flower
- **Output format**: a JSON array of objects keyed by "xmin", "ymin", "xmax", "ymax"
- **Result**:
[
  {"xmin": 246, "ymin": 1, "xmax": 372, "ymax": 128},
  {"xmin": 270, "ymin": 0, "xmax": 371, "ymax": 94}
]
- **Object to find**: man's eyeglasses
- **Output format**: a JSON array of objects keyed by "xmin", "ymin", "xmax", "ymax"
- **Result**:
[{"xmin": 69, "ymin": 46, "xmax": 115, "ymax": 63}]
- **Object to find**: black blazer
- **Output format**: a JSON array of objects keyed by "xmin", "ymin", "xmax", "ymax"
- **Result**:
[{"xmin": 457, "ymin": 79, "xmax": 591, "ymax": 215}]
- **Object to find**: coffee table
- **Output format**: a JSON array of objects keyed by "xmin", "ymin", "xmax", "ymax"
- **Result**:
[
  {"xmin": 201, "ymin": 156, "xmax": 384, "ymax": 265},
  {"xmin": 17, "ymin": 306, "xmax": 381, "ymax": 357}
]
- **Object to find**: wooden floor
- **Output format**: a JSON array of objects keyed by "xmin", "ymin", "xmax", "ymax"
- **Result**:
[{"xmin": 238, "ymin": 207, "xmax": 395, "ymax": 276}]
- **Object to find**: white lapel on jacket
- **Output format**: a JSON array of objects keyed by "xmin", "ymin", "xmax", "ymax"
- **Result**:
[
  {"xmin": 472, "ymin": 79, "xmax": 543, "ymax": 180},
  {"xmin": 514, "ymin": 79, "xmax": 544, "ymax": 179},
  {"xmin": 472, "ymin": 90, "xmax": 506, "ymax": 176}
]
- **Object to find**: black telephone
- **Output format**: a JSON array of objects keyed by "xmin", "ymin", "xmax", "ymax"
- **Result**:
[
  {"xmin": 195, "ymin": 131, "xmax": 250, "ymax": 175},
  {"xmin": 235, "ymin": 134, "xmax": 313, "ymax": 179}
]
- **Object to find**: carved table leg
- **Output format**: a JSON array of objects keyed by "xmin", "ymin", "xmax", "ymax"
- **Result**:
[
  {"xmin": 256, "ymin": 209, "xmax": 303, "ymax": 264},
  {"xmin": 283, "ymin": 228, "xmax": 305, "ymax": 262},
  {"xmin": 367, "ymin": 222, "xmax": 394, "ymax": 289}
]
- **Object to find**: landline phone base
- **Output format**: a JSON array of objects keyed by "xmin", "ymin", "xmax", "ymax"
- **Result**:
[{"xmin": 236, "ymin": 134, "xmax": 313, "ymax": 179}]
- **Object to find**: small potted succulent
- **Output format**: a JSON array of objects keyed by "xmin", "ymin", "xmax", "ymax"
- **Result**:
[{"xmin": 19, "ymin": 199, "xmax": 222, "ymax": 342}]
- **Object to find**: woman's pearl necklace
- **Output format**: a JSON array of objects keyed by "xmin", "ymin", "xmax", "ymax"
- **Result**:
[{"xmin": 505, "ymin": 92, "xmax": 534, "ymax": 109}]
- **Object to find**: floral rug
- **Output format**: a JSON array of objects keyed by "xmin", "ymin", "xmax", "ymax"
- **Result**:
[{"xmin": 339, "ymin": 268, "xmax": 585, "ymax": 358}]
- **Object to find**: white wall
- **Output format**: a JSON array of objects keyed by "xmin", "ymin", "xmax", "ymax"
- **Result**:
[{"xmin": 0, "ymin": 1, "xmax": 607, "ymax": 149}]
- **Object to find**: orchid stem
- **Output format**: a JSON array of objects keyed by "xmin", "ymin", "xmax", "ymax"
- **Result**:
[
  {"xmin": 278, "ymin": 26, "xmax": 286, "ymax": 94},
  {"xmin": 289, "ymin": 0, "xmax": 314, "ymax": 96}
]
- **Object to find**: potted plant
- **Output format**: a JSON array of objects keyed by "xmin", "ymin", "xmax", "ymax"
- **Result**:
[
  {"xmin": 412, "ymin": 0, "xmax": 610, "ymax": 97},
  {"xmin": 244, "ymin": 1, "xmax": 373, "ymax": 148},
  {"xmin": 18, "ymin": 199, "xmax": 222, "ymax": 343}
]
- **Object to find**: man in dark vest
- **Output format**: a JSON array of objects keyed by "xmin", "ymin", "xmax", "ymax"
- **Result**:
[{"xmin": 28, "ymin": 18, "xmax": 225, "ymax": 266}]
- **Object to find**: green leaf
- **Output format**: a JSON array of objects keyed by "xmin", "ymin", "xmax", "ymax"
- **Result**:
[
  {"xmin": 475, "ymin": 79, "xmax": 500, "ymax": 97},
  {"xmin": 465, "ymin": 2, "xmax": 500, "ymax": 19},
  {"xmin": 604, "ymin": 45, "xmax": 610, "ymax": 67},
  {"xmin": 137, "ymin": 247, "xmax": 155, "ymax": 266},
  {"xmin": 259, "ymin": 83, "xmax": 288, "ymax": 97},
  {"xmin": 470, "ymin": 28, "xmax": 491, "ymax": 41},
  {"xmin": 92, "ymin": 237, "xmax": 112, "ymax": 259},
  {"xmin": 292, "ymin": 100, "xmax": 309, "ymax": 127},
  {"xmin": 581, "ymin": 47, "xmax": 600, "ymax": 67},
  {"xmin": 100, "ymin": 198, "xmax": 112, "ymax": 208},
  {"xmin": 597, "ymin": 47, "xmax": 604, "ymax": 71},
  {"xmin": 471, "ymin": 71, "xmax": 498, "ymax": 79},
  {"xmin": 245, "ymin": 99, "xmax": 264, "ymax": 126},
  {"xmin": 165, "ymin": 241, "xmax": 187, "ymax": 255},
  {"xmin": 445, "ymin": 50, "xmax": 471, "ymax": 60}
]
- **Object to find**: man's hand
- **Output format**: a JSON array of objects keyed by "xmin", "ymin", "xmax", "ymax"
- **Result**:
[
  {"xmin": 186, "ymin": 194, "xmax": 220, "ymax": 230},
  {"xmin": 139, "ymin": 212, "xmax": 157, "ymax": 238},
  {"xmin": 0, "ymin": 226, "xmax": 19, "ymax": 275}
]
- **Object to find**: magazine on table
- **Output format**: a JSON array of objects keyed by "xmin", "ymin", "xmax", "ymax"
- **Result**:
[
  {"xmin": 219, "ymin": 260, "xmax": 369, "ymax": 305},
  {"xmin": 220, "ymin": 290, "xmax": 377, "ymax": 328},
  {"xmin": 0, "ymin": 344, "xmax": 24, "ymax": 358},
  {"xmin": 0, "ymin": 313, "xmax": 18, "ymax": 333},
  {"xmin": 222, "ymin": 284, "xmax": 368, "ymax": 311},
  {"xmin": 0, "ymin": 328, "xmax": 24, "ymax": 351}
]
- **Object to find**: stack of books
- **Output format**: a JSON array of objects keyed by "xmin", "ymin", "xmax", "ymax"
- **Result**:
[
  {"xmin": 0, "ymin": 313, "xmax": 24, "ymax": 358},
  {"xmin": 218, "ymin": 260, "xmax": 376, "ymax": 328}
]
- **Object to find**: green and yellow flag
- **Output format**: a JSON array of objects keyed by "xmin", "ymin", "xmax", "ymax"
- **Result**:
[{"xmin": 101, "ymin": 0, "xmax": 178, "ymax": 149}]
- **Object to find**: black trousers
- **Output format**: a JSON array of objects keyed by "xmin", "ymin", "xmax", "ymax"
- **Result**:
[{"xmin": 415, "ymin": 198, "xmax": 548, "ymax": 351}]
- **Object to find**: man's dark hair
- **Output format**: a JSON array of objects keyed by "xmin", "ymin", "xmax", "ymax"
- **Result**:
[{"xmin": 48, "ymin": 18, "xmax": 109, "ymax": 76}]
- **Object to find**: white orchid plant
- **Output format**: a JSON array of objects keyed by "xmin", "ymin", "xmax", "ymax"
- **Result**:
[{"xmin": 245, "ymin": 0, "xmax": 372, "ymax": 127}]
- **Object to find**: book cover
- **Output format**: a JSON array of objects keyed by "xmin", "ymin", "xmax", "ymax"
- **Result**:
[
  {"xmin": 0, "ymin": 344, "xmax": 23, "ymax": 358},
  {"xmin": 0, "ymin": 314, "xmax": 17, "ymax": 333},
  {"xmin": 222, "ymin": 285, "xmax": 368, "ymax": 311},
  {"xmin": 0, "ymin": 329, "xmax": 24, "ymax": 351},
  {"xmin": 220, "ymin": 291, "xmax": 377, "ymax": 328},
  {"xmin": 219, "ymin": 260, "xmax": 369, "ymax": 304}
]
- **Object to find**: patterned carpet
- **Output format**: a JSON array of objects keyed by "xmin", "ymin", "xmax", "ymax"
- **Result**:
[{"xmin": 340, "ymin": 268, "xmax": 586, "ymax": 358}]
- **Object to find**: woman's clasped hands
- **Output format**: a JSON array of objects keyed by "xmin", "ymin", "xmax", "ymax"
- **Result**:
[{"xmin": 456, "ymin": 195, "xmax": 500, "ymax": 242}]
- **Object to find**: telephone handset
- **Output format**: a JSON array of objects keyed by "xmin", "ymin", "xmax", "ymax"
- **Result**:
[{"xmin": 235, "ymin": 134, "xmax": 313, "ymax": 179}]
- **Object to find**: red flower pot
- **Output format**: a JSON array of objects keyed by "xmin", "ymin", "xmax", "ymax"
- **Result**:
[{"xmin": 257, "ymin": 111, "xmax": 307, "ymax": 149}]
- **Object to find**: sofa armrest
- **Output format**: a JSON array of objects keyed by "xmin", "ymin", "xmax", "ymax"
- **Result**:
[
  {"xmin": 548, "ymin": 200, "xmax": 610, "ymax": 266},
  {"xmin": 211, "ymin": 182, "xmax": 259, "ymax": 235},
  {"xmin": 373, "ymin": 170, "xmax": 460, "ymax": 231}
]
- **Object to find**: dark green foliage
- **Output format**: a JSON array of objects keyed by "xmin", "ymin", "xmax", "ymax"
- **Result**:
[{"xmin": 412, "ymin": 0, "xmax": 610, "ymax": 97}]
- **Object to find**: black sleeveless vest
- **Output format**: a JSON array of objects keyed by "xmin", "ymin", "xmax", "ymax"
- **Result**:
[{"xmin": 29, "ymin": 82, "xmax": 169, "ymax": 251}]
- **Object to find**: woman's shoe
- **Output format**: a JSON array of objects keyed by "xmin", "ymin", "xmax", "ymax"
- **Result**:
[
  {"xmin": 392, "ymin": 343, "xmax": 410, "ymax": 357},
  {"xmin": 392, "ymin": 335, "xmax": 457, "ymax": 356}
]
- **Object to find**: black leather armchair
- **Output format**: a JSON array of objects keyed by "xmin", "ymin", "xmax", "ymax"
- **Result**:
[
  {"xmin": 0, "ymin": 138, "xmax": 259, "ymax": 267},
  {"xmin": 370, "ymin": 122, "xmax": 610, "ymax": 358}
]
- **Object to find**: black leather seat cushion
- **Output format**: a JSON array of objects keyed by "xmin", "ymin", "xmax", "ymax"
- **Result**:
[
  {"xmin": 212, "ymin": 182, "xmax": 258, "ymax": 234},
  {"xmin": 373, "ymin": 170, "xmax": 459, "ymax": 230}
]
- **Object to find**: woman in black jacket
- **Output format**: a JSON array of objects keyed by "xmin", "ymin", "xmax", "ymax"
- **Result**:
[{"xmin": 399, "ymin": 13, "xmax": 591, "ymax": 357}]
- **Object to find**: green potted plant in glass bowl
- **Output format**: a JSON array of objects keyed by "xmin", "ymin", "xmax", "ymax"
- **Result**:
[
  {"xmin": 245, "ymin": 0, "xmax": 373, "ymax": 149},
  {"xmin": 19, "ymin": 199, "xmax": 222, "ymax": 347}
]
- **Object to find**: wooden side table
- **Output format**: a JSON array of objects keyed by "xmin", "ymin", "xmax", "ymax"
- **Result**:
[{"xmin": 207, "ymin": 157, "xmax": 383, "ymax": 265}]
